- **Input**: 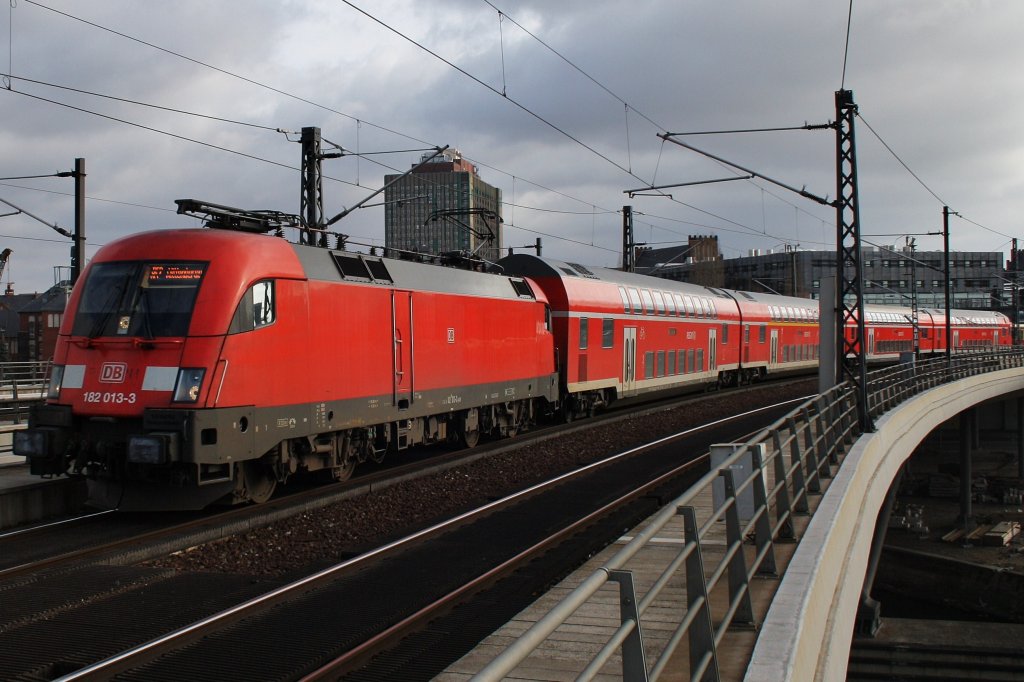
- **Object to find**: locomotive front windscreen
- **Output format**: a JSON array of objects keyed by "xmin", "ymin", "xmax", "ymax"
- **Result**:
[{"xmin": 72, "ymin": 261, "xmax": 208, "ymax": 338}]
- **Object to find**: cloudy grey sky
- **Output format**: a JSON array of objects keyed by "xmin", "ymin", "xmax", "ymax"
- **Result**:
[{"xmin": 1, "ymin": 0, "xmax": 1021, "ymax": 293}]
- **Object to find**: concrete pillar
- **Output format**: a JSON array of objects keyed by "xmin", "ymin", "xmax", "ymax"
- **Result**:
[
  {"xmin": 960, "ymin": 409, "xmax": 974, "ymax": 533},
  {"xmin": 1018, "ymin": 398, "xmax": 1024, "ymax": 480},
  {"xmin": 972, "ymin": 403, "xmax": 981, "ymax": 450},
  {"xmin": 856, "ymin": 466, "xmax": 904, "ymax": 636}
]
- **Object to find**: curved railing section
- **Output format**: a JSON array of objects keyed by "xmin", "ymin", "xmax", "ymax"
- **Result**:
[{"xmin": 470, "ymin": 349, "xmax": 1024, "ymax": 682}]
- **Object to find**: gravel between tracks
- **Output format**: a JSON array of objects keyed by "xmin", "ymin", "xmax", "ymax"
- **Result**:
[{"xmin": 147, "ymin": 381, "xmax": 815, "ymax": 578}]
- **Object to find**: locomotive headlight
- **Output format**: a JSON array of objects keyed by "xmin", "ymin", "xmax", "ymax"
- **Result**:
[
  {"xmin": 172, "ymin": 368, "xmax": 206, "ymax": 403},
  {"xmin": 128, "ymin": 433, "xmax": 179, "ymax": 464},
  {"xmin": 46, "ymin": 365, "xmax": 65, "ymax": 400},
  {"xmin": 13, "ymin": 429, "xmax": 47, "ymax": 457}
]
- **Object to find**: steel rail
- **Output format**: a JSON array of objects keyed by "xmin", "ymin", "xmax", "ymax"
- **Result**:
[
  {"xmin": 472, "ymin": 348, "xmax": 1024, "ymax": 682},
  {"xmin": 54, "ymin": 397, "xmax": 803, "ymax": 681}
]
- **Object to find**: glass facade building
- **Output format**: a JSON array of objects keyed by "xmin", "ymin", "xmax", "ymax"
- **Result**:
[{"xmin": 384, "ymin": 151, "xmax": 503, "ymax": 263}]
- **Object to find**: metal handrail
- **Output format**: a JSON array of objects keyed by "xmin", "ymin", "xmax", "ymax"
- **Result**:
[
  {"xmin": 0, "ymin": 360, "xmax": 51, "ymax": 426},
  {"xmin": 472, "ymin": 348, "xmax": 1024, "ymax": 682}
]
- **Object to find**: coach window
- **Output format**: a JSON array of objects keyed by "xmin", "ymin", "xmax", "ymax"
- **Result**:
[
  {"xmin": 653, "ymin": 291, "xmax": 666, "ymax": 315},
  {"xmin": 602, "ymin": 318, "xmax": 614, "ymax": 348},
  {"xmin": 664, "ymin": 292, "xmax": 677, "ymax": 315},
  {"xmin": 579, "ymin": 317, "xmax": 589, "ymax": 350},
  {"xmin": 744, "ymin": 325, "xmax": 750, "ymax": 344},
  {"xmin": 618, "ymin": 287, "xmax": 630, "ymax": 313},
  {"xmin": 674, "ymin": 294, "xmax": 685, "ymax": 316},
  {"xmin": 229, "ymin": 279, "xmax": 275, "ymax": 334},
  {"xmin": 627, "ymin": 287, "xmax": 643, "ymax": 314},
  {"xmin": 721, "ymin": 324, "xmax": 728, "ymax": 344},
  {"xmin": 640, "ymin": 289, "xmax": 655, "ymax": 314},
  {"xmin": 759, "ymin": 325, "xmax": 766, "ymax": 343}
]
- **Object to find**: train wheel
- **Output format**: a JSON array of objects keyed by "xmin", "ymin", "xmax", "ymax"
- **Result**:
[
  {"xmin": 561, "ymin": 398, "xmax": 576, "ymax": 423},
  {"xmin": 460, "ymin": 425, "xmax": 480, "ymax": 448},
  {"xmin": 331, "ymin": 457, "xmax": 356, "ymax": 482},
  {"xmin": 242, "ymin": 460, "xmax": 277, "ymax": 504},
  {"xmin": 459, "ymin": 408, "xmax": 481, "ymax": 448}
]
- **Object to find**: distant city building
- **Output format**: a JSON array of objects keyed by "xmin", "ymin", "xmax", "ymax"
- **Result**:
[
  {"xmin": 15, "ymin": 282, "xmax": 69, "ymax": 362},
  {"xmin": 384, "ymin": 150, "xmax": 503, "ymax": 263},
  {"xmin": 643, "ymin": 244, "xmax": 1006, "ymax": 310},
  {"xmin": 634, "ymin": 235, "xmax": 723, "ymax": 287}
]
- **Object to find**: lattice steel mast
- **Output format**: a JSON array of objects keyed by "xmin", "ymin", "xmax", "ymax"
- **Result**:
[{"xmin": 834, "ymin": 89, "xmax": 872, "ymax": 431}]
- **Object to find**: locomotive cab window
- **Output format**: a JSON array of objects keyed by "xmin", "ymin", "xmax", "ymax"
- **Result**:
[
  {"xmin": 71, "ymin": 261, "xmax": 207, "ymax": 338},
  {"xmin": 229, "ymin": 280, "xmax": 276, "ymax": 334}
]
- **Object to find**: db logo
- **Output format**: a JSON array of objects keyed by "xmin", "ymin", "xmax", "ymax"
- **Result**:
[{"xmin": 99, "ymin": 362, "xmax": 127, "ymax": 383}]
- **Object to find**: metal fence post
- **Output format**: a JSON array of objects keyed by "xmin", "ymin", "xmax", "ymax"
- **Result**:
[
  {"xmin": 680, "ymin": 506, "xmax": 720, "ymax": 682},
  {"xmin": 772, "ymin": 428, "xmax": 798, "ymax": 534},
  {"xmin": 721, "ymin": 468, "xmax": 755, "ymax": 627},
  {"xmin": 786, "ymin": 415, "xmax": 812, "ymax": 509},
  {"xmin": 608, "ymin": 570, "xmax": 649, "ymax": 682},
  {"xmin": 750, "ymin": 447, "xmax": 778, "ymax": 575}
]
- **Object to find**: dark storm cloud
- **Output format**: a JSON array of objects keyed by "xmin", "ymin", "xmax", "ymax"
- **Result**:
[{"xmin": 0, "ymin": 0, "xmax": 1022, "ymax": 289}]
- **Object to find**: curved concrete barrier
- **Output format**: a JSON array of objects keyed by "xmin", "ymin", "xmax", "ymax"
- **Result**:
[{"xmin": 745, "ymin": 366, "xmax": 1024, "ymax": 682}]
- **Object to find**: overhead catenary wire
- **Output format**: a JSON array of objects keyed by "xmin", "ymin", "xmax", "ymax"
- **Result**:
[
  {"xmin": 2, "ymin": 73, "xmax": 280, "ymax": 132},
  {"xmin": 841, "ymin": 0, "xmax": 854, "ymax": 89},
  {"xmin": 857, "ymin": 113, "xmax": 1014, "ymax": 241},
  {"xmin": 336, "ymin": 0, "xmax": 651, "ymax": 186},
  {"xmin": 18, "ymin": 0, "xmax": 837, "ymax": 262},
  {"xmin": 480, "ymin": 0, "xmax": 669, "ymax": 134},
  {"xmin": 17, "ymin": 0, "xmax": 654, "ymax": 255}
]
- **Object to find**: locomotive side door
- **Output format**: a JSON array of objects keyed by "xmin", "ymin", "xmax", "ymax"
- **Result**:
[
  {"xmin": 622, "ymin": 326, "xmax": 637, "ymax": 394},
  {"xmin": 392, "ymin": 290, "xmax": 414, "ymax": 410}
]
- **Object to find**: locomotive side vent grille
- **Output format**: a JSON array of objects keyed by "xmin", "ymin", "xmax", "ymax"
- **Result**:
[
  {"xmin": 365, "ymin": 259, "xmax": 393, "ymax": 283},
  {"xmin": 332, "ymin": 252, "xmax": 395, "ymax": 283},
  {"xmin": 567, "ymin": 262, "xmax": 598, "ymax": 278},
  {"xmin": 509, "ymin": 278, "xmax": 535, "ymax": 299}
]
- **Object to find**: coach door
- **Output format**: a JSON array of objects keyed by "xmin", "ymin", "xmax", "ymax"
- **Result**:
[
  {"xmin": 770, "ymin": 330, "xmax": 779, "ymax": 367},
  {"xmin": 953, "ymin": 330, "xmax": 960, "ymax": 351},
  {"xmin": 708, "ymin": 328, "xmax": 717, "ymax": 373},
  {"xmin": 392, "ymin": 290, "xmax": 414, "ymax": 409},
  {"xmin": 868, "ymin": 329, "xmax": 875, "ymax": 357},
  {"xmin": 622, "ymin": 327, "xmax": 637, "ymax": 394}
]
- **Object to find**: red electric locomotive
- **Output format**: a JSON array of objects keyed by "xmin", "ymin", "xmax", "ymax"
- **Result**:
[{"xmin": 16, "ymin": 229, "xmax": 559, "ymax": 509}]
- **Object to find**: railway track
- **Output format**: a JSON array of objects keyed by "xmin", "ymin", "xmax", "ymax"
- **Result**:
[
  {"xmin": 0, "ymin": 376, "xmax": 811, "ymax": 581},
  {"xmin": 0, "ymin": 386, "xmax": 808, "ymax": 681}
]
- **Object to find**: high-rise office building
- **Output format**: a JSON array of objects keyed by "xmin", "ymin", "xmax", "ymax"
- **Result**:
[{"xmin": 384, "ymin": 150, "xmax": 503, "ymax": 263}]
